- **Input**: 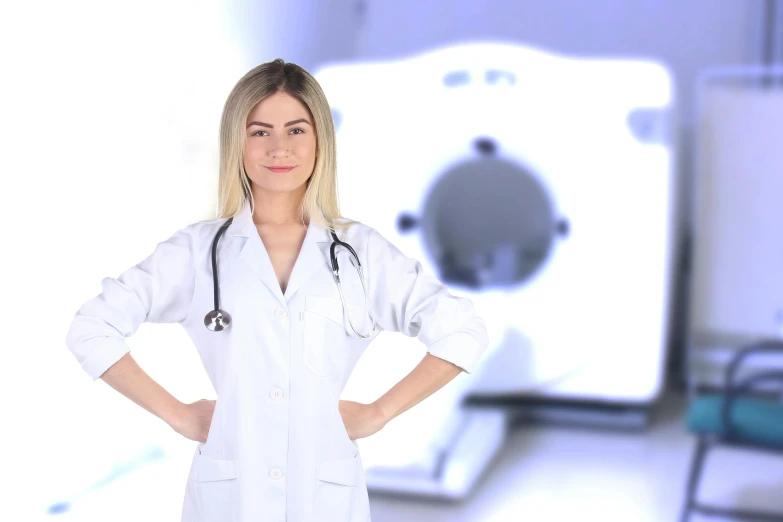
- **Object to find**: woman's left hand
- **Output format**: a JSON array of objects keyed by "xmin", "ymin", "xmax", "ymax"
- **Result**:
[{"xmin": 338, "ymin": 400, "xmax": 388, "ymax": 440}]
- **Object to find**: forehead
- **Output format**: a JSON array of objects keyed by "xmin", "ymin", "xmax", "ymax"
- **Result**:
[{"xmin": 247, "ymin": 91, "xmax": 310, "ymax": 121}]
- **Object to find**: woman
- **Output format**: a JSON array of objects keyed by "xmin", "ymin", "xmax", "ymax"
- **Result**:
[{"xmin": 65, "ymin": 58, "xmax": 489, "ymax": 522}]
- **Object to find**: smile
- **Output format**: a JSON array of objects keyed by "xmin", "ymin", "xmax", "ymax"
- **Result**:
[{"xmin": 265, "ymin": 166, "xmax": 295, "ymax": 173}]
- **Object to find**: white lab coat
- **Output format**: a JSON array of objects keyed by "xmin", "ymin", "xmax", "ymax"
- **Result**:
[{"xmin": 65, "ymin": 199, "xmax": 489, "ymax": 522}]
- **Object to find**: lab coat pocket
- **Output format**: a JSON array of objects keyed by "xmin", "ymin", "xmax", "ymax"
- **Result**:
[
  {"xmin": 314, "ymin": 451, "xmax": 360, "ymax": 521},
  {"xmin": 303, "ymin": 294, "xmax": 348, "ymax": 380},
  {"xmin": 192, "ymin": 454, "xmax": 239, "ymax": 522}
]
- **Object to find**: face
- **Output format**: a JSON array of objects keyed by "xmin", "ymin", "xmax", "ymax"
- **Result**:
[{"xmin": 243, "ymin": 91, "xmax": 317, "ymax": 195}]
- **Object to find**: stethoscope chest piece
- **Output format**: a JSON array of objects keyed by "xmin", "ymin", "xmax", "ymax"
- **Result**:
[{"xmin": 204, "ymin": 309, "xmax": 231, "ymax": 331}]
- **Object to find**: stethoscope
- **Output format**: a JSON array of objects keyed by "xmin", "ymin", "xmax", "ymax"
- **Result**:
[{"xmin": 204, "ymin": 217, "xmax": 377, "ymax": 338}]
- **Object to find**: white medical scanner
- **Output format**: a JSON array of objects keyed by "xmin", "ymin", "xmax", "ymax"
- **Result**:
[{"xmin": 314, "ymin": 42, "xmax": 676, "ymax": 499}]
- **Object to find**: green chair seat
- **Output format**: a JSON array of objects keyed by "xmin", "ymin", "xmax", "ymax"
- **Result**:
[{"xmin": 686, "ymin": 394, "xmax": 783, "ymax": 447}]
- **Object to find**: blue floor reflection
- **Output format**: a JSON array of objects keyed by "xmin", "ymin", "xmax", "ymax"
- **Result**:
[{"xmin": 47, "ymin": 445, "xmax": 166, "ymax": 516}]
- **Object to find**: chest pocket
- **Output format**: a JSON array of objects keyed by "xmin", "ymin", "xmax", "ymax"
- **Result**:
[{"xmin": 303, "ymin": 294, "xmax": 350, "ymax": 380}]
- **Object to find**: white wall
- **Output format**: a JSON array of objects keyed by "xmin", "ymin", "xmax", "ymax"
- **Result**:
[{"xmin": 355, "ymin": 0, "xmax": 757, "ymax": 120}]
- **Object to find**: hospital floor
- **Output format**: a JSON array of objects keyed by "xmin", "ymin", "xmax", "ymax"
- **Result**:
[{"xmin": 367, "ymin": 390, "xmax": 783, "ymax": 522}]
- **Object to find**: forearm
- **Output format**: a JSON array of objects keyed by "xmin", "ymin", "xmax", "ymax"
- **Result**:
[
  {"xmin": 372, "ymin": 352, "xmax": 463, "ymax": 423},
  {"xmin": 99, "ymin": 352, "xmax": 184, "ymax": 427}
]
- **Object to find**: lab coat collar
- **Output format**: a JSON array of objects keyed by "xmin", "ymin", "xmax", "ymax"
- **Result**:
[{"xmin": 226, "ymin": 199, "xmax": 334, "ymax": 305}]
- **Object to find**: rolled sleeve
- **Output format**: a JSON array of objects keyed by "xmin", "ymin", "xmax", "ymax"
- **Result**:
[
  {"xmin": 79, "ymin": 336, "xmax": 132, "ymax": 381},
  {"xmin": 424, "ymin": 319, "xmax": 488, "ymax": 374},
  {"xmin": 366, "ymin": 227, "xmax": 489, "ymax": 374},
  {"xmin": 65, "ymin": 225, "xmax": 196, "ymax": 381}
]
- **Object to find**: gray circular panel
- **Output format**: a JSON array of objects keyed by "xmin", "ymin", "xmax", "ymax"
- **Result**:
[{"xmin": 420, "ymin": 158, "xmax": 556, "ymax": 290}]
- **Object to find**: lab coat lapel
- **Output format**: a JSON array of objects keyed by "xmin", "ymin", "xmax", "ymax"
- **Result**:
[
  {"xmin": 227, "ymin": 200, "xmax": 286, "ymax": 305},
  {"xmin": 238, "ymin": 233, "xmax": 286, "ymax": 304},
  {"xmin": 226, "ymin": 199, "xmax": 331, "ymax": 305},
  {"xmin": 283, "ymin": 220, "xmax": 332, "ymax": 302}
]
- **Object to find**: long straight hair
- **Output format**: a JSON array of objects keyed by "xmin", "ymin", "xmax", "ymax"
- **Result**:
[{"xmin": 216, "ymin": 58, "xmax": 354, "ymax": 231}]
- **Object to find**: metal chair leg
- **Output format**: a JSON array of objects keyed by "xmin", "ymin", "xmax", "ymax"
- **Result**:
[{"xmin": 679, "ymin": 436, "xmax": 709, "ymax": 522}]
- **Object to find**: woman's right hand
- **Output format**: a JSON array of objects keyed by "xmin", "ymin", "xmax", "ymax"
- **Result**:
[{"xmin": 170, "ymin": 399, "xmax": 215, "ymax": 443}]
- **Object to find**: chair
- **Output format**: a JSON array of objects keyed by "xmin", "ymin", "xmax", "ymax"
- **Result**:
[{"xmin": 680, "ymin": 339, "xmax": 783, "ymax": 522}]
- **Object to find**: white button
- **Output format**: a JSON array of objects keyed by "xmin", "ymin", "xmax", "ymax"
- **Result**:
[
  {"xmin": 274, "ymin": 307, "xmax": 288, "ymax": 319},
  {"xmin": 270, "ymin": 467, "xmax": 283, "ymax": 480},
  {"xmin": 270, "ymin": 387, "xmax": 284, "ymax": 401}
]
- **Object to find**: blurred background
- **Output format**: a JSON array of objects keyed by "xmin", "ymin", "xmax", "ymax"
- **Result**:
[{"xmin": 3, "ymin": 0, "xmax": 783, "ymax": 520}]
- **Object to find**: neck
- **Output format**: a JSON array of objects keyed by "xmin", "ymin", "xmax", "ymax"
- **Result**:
[{"xmin": 250, "ymin": 184, "xmax": 307, "ymax": 226}]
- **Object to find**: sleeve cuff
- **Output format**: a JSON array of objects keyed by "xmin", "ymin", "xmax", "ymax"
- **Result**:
[
  {"xmin": 81, "ymin": 337, "xmax": 131, "ymax": 381},
  {"xmin": 426, "ymin": 331, "xmax": 486, "ymax": 375}
]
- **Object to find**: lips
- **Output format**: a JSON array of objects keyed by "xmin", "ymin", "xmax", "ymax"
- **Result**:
[{"xmin": 265, "ymin": 166, "xmax": 295, "ymax": 173}]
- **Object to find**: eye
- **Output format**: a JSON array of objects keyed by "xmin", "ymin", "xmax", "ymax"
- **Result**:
[
  {"xmin": 290, "ymin": 127, "xmax": 305, "ymax": 135},
  {"xmin": 252, "ymin": 130, "xmax": 268, "ymax": 137}
]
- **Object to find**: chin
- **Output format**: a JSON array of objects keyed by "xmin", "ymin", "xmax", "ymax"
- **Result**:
[{"xmin": 253, "ymin": 178, "xmax": 309, "ymax": 194}]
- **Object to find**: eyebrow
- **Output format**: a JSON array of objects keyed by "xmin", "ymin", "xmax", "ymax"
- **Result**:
[{"xmin": 246, "ymin": 118, "xmax": 311, "ymax": 129}]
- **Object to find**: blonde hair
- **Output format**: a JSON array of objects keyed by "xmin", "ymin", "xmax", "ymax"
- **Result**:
[{"xmin": 216, "ymin": 58, "xmax": 354, "ymax": 231}]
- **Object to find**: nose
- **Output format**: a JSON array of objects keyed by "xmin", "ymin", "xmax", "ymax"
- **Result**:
[
  {"xmin": 267, "ymin": 137, "xmax": 290, "ymax": 158},
  {"xmin": 268, "ymin": 147, "xmax": 290, "ymax": 159}
]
